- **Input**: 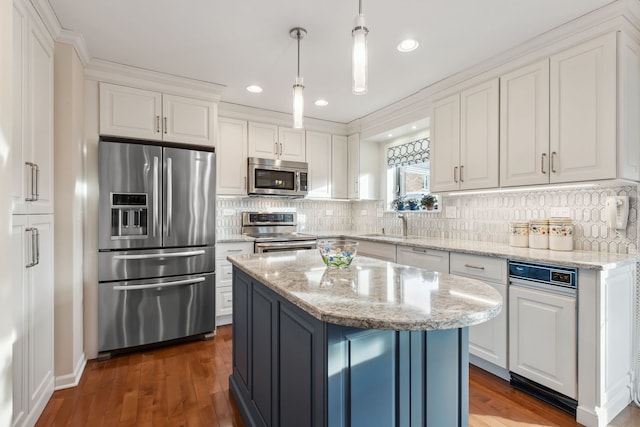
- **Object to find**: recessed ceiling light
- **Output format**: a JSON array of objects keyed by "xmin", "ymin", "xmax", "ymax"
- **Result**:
[
  {"xmin": 387, "ymin": 133, "xmax": 393, "ymax": 138},
  {"xmin": 397, "ymin": 39, "xmax": 419, "ymax": 53},
  {"xmin": 412, "ymin": 125, "xmax": 417, "ymax": 130},
  {"xmin": 246, "ymin": 85, "xmax": 263, "ymax": 93},
  {"xmin": 314, "ymin": 99, "xmax": 329, "ymax": 107}
]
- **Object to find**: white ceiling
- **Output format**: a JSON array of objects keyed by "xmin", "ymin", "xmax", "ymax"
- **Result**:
[{"xmin": 48, "ymin": 0, "xmax": 614, "ymax": 125}]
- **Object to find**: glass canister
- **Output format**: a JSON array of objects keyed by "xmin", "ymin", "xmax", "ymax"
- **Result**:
[
  {"xmin": 509, "ymin": 222, "xmax": 529, "ymax": 247},
  {"xmin": 549, "ymin": 218, "xmax": 574, "ymax": 251},
  {"xmin": 529, "ymin": 219, "xmax": 549, "ymax": 249}
]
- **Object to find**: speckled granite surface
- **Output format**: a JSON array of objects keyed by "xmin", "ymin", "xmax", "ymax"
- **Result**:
[
  {"xmin": 313, "ymin": 233, "xmax": 638, "ymax": 270},
  {"xmin": 216, "ymin": 234, "xmax": 255, "ymax": 243},
  {"xmin": 228, "ymin": 250, "xmax": 502, "ymax": 331}
]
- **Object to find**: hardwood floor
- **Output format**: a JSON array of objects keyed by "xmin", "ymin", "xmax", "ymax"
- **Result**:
[{"xmin": 37, "ymin": 325, "xmax": 640, "ymax": 426}]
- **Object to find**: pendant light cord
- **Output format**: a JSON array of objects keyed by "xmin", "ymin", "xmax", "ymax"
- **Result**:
[
  {"xmin": 297, "ymin": 29, "xmax": 301, "ymax": 77},
  {"xmin": 358, "ymin": 0, "xmax": 363, "ymax": 15}
]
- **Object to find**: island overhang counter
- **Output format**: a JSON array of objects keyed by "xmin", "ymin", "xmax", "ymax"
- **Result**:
[{"xmin": 228, "ymin": 250, "xmax": 502, "ymax": 427}]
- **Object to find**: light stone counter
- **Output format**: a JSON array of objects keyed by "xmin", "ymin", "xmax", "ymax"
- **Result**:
[
  {"xmin": 216, "ymin": 234, "xmax": 255, "ymax": 243},
  {"xmin": 312, "ymin": 233, "xmax": 638, "ymax": 270},
  {"xmin": 228, "ymin": 250, "xmax": 502, "ymax": 331}
]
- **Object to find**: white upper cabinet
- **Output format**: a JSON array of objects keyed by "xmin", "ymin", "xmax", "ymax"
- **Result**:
[
  {"xmin": 248, "ymin": 122, "xmax": 306, "ymax": 162},
  {"xmin": 217, "ymin": 117, "xmax": 248, "ymax": 195},
  {"xmin": 549, "ymin": 32, "xmax": 617, "ymax": 183},
  {"xmin": 99, "ymin": 82, "xmax": 216, "ymax": 146},
  {"xmin": 347, "ymin": 134, "xmax": 360, "ymax": 199},
  {"xmin": 347, "ymin": 134, "xmax": 379, "ymax": 200},
  {"xmin": 306, "ymin": 131, "xmax": 332, "ymax": 198},
  {"xmin": 500, "ymin": 60, "xmax": 550, "ymax": 187},
  {"xmin": 12, "ymin": 0, "xmax": 54, "ymax": 215},
  {"xmin": 331, "ymin": 135, "xmax": 348, "ymax": 199},
  {"xmin": 431, "ymin": 78, "xmax": 499, "ymax": 192}
]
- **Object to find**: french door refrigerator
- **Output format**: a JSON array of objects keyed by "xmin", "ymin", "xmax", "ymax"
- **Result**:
[{"xmin": 97, "ymin": 137, "xmax": 216, "ymax": 355}]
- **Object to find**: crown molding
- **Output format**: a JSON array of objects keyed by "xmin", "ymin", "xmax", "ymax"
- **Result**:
[
  {"xmin": 219, "ymin": 102, "xmax": 348, "ymax": 135},
  {"xmin": 85, "ymin": 59, "xmax": 225, "ymax": 102}
]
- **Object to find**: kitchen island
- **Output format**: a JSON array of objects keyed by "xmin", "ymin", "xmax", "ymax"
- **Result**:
[{"xmin": 228, "ymin": 250, "xmax": 502, "ymax": 427}]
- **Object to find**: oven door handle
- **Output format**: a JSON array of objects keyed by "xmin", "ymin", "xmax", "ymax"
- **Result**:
[
  {"xmin": 255, "ymin": 241, "xmax": 316, "ymax": 251},
  {"xmin": 113, "ymin": 277, "xmax": 206, "ymax": 291},
  {"xmin": 113, "ymin": 250, "xmax": 206, "ymax": 260}
]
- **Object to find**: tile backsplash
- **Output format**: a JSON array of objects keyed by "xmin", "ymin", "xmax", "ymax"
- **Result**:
[{"xmin": 218, "ymin": 183, "xmax": 639, "ymax": 255}]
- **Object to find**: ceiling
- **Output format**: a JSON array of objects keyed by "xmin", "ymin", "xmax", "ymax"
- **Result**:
[{"xmin": 48, "ymin": 0, "xmax": 614, "ymax": 125}]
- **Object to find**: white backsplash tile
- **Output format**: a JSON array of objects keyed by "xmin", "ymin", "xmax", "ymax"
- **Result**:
[{"xmin": 217, "ymin": 184, "xmax": 639, "ymax": 255}]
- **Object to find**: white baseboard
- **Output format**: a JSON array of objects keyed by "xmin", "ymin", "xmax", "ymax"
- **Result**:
[
  {"xmin": 469, "ymin": 354, "xmax": 510, "ymax": 381},
  {"xmin": 54, "ymin": 352, "xmax": 87, "ymax": 390}
]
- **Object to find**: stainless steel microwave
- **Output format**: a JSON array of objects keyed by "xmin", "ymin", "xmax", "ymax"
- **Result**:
[{"xmin": 247, "ymin": 157, "xmax": 308, "ymax": 197}]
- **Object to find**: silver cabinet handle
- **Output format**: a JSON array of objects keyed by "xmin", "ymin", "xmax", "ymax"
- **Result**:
[
  {"xmin": 453, "ymin": 166, "xmax": 458, "ymax": 183},
  {"xmin": 412, "ymin": 247, "xmax": 427, "ymax": 253},
  {"xmin": 25, "ymin": 228, "xmax": 35, "ymax": 268},
  {"xmin": 156, "ymin": 116, "xmax": 160, "ymax": 133},
  {"xmin": 226, "ymin": 249, "xmax": 244, "ymax": 253},
  {"xmin": 113, "ymin": 277, "xmax": 205, "ymax": 291},
  {"xmin": 541, "ymin": 153, "xmax": 547, "ymax": 174},
  {"xmin": 244, "ymin": 176, "xmax": 247, "ymax": 190},
  {"xmin": 25, "ymin": 162, "xmax": 36, "ymax": 201},
  {"xmin": 163, "ymin": 117, "xmax": 168, "ymax": 134},
  {"xmin": 274, "ymin": 142, "xmax": 278, "ymax": 156},
  {"xmin": 34, "ymin": 227, "xmax": 40, "ymax": 266},
  {"xmin": 166, "ymin": 157, "xmax": 173, "ymax": 236},
  {"xmin": 279, "ymin": 143, "xmax": 283, "ymax": 156},
  {"xmin": 153, "ymin": 156, "xmax": 159, "ymax": 237},
  {"xmin": 464, "ymin": 263, "xmax": 485, "ymax": 270},
  {"xmin": 33, "ymin": 163, "xmax": 39, "ymax": 201},
  {"xmin": 551, "ymin": 151, "xmax": 557, "ymax": 173},
  {"xmin": 460, "ymin": 165, "xmax": 464, "ymax": 182},
  {"xmin": 113, "ymin": 250, "xmax": 206, "ymax": 260}
]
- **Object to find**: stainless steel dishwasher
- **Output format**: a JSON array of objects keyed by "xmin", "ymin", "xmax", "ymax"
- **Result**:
[{"xmin": 508, "ymin": 261, "xmax": 578, "ymax": 415}]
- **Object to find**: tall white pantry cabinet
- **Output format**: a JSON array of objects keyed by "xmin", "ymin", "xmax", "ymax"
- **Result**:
[{"xmin": 12, "ymin": 0, "xmax": 55, "ymax": 426}]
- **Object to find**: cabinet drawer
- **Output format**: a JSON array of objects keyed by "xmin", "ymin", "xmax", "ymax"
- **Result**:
[
  {"xmin": 216, "ymin": 286, "xmax": 233, "ymax": 316},
  {"xmin": 217, "ymin": 263, "xmax": 233, "ymax": 282},
  {"xmin": 216, "ymin": 242, "xmax": 253, "ymax": 260},
  {"xmin": 355, "ymin": 240, "xmax": 396, "ymax": 262},
  {"xmin": 396, "ymin": 246, "xmax": 449, "ymax": 273},
  {"xmin": 450, "ymin": 253, "xmax": 506, "ymax": 284}
]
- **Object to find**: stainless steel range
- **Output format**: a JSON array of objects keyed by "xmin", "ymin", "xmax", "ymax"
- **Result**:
[{"xmin": 241, "ymin": 212, "xmax": 316, "ymax": 253}]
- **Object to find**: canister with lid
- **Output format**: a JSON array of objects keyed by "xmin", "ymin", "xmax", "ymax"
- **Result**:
[
  {"xmin": 528, "ymin": 219, "xmax": 549, "ymax": 249},
  {"xmin": 509, "ymin": 222, "xmax": 529, "ymax": 247},
  {"xmin": 549, "ymin": 218, "xmax": 574, "ymax": 251}
]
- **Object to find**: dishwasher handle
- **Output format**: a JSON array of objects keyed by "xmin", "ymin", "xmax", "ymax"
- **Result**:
[{"xmin": 509, "ymin": 277, "xmax": 577, "ymax": 297}]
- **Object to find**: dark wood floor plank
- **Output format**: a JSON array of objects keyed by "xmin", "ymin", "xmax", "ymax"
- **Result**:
[{"xmin": 35, "ymin": 325, "xmax": 639, "ymax": 427}]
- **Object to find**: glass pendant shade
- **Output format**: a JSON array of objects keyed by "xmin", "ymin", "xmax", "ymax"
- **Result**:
[
  {"xmin": 293, "ymin": 76, "xmax": 304, "ymax": 129},
  {"xmin": 352, "ymin": 14, "xmax": 368, "ymax": 95}
]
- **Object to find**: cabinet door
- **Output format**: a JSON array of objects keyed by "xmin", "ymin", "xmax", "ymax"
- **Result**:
[
  {"xmin": 217, "ymin": 118, "xmax": 248, "ymax": 195},
  {"xmin": 460, "ymin": 79, "xmax": 499, "ymax": 190},
  {"xmin": 306, "ymin": 131, "xmax": 332, "ymax": 198},
  {"xmin": 500, "ymin": 60, "xmax": 550, "ymax": 187},
  {"xmin": 248, "ymin": 122, "xmax": 278, "ymax": 159},
  {"xmin": 550, "ymin": 33, "xmax": 616, "ymax": 183},
  {"xmin": 99, "ymin": 83, "xmax": 162, "ymax": 141},
  {"xmin": 355, "ymin": 240, "xmax": 396, "ymax": 262},
  {"xmin": 468, "ymin": 282, "xmax": 507, "ymax": 369},
  {"xmin": 27, "ymin": 215, "xmax": 55, "ymax": 417},
  {"xmin": 162, "ymin": 94, "xmax": 215, "ymax": 146},
  {"xmin": 279, "ymin": 127, "xmax": 306, "ymax": 162},
  {"xmin": 430, "ymin": 94, "xmax": 460, "ymax": 192},
  {"xmin": 12, "ymin": 2, "xmax": 54, "ymax": 215},
  {"xmin": 12, "ymin": 216, "xmax": 28, "ymax": 427},
  {"xmin": 331, "ymin": 135, "xmax": 348, "ymax": 199},
  {"xmin": 347, "ymin": 134, "xmax": 360, "ymax": 199},
  {"xmin": 509, "ymin": 286, "xmax": 577, "ymax": 398}
]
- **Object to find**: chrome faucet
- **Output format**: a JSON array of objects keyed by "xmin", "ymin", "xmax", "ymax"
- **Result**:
[{"xmin": 398, "ymin": 214, "xmax": 408, "ymax": 237}]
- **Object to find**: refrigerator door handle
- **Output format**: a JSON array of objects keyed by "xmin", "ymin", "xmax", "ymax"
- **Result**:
[
  {"xmin": 166, "ymin": 157, "xmax": 173, "ymax": 237},
  {"xmin": 153, "ymin": 156, "xmax": 159, "ymax": 237},
  {"xmin": 112, "ymin": 276, "xmax": 206, "ymax": 291},
  {"xmin": 113, "ymin": 250, "xmax": 206, "ymax": 260}
]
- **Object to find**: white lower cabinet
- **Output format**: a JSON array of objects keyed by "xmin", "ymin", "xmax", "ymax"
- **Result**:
[
  {"xmin": 215, "ymin": 241, "xmax": 253, "ymax": 325},
  {"xmin": 12, "ymin": 214, "xmax": 54, "ymax": 427},
  {"xmin": 354, "ymin": 240, "xmax": 396, "ymax": 262},
  {"xmin": 509, "ymin": 285, "xmax": 577, "ymax": 398},
  {"xmin": 450, "ymin": 253, "xmax": 507, "ymax": 370},
  {"xmin": 396, "ymin": 246, "xmax": 449, "ymax": 273}
]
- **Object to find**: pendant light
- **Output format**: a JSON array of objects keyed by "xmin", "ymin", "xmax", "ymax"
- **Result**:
[
  {"xmin": 352, "ymin": 0, "xmax": 368, "ymax": 95},
  {"xmin": 290, "ymin": 27, "xmax": 306, "ymax": 129}
]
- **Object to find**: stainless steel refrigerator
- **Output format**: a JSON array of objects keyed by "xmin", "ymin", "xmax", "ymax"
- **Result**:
[{"xmin": 97, "ymin": 137, "xmax": 216, "ymax": 355}]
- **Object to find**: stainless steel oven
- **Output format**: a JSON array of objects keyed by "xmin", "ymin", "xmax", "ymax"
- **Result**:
[{"xmin": 241, "ymin": 212, "xmax": 316, "ymax": 253}]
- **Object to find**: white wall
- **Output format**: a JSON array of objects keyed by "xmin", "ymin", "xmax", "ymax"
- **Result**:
[
  {"xmin": 53, "ymin": 42, "xmax": 86, "ymax": 388},
  {"xmin": 0, "ymin": 0, "xmax": 13, "ymax": 422}
]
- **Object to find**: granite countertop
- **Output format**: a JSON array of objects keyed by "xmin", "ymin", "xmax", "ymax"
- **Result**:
[
  {"xmin": 311, "ymin": 233, "xmax": 638, "ymax": 270},
  {"xmin": 228, "ymin": 250, "xmax": 502, "ymax": 331},
  {"xmin": 216, "ymin": 234, "xmax": 255, "ymax": 243}
]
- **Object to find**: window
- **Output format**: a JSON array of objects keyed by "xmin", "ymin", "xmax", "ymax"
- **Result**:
[{"xmin": 386, "ymin": 138, "xmax": 438, "ymax": 210}]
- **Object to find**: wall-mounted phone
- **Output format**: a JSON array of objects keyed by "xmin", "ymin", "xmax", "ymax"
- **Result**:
[{"xmin": 605, "ymin": 196, "xmax": 629, "ymax": 230}]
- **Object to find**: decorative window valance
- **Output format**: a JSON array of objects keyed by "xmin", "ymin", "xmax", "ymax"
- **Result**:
[{"xmin": 386, "ymin": 138, "xmax": 430, "ymax": 168}]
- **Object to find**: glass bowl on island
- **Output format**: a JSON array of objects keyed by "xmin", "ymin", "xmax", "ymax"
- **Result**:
[{"xmin": 317, "ymin": 239, "xmax": 359, "ymax": 269}]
